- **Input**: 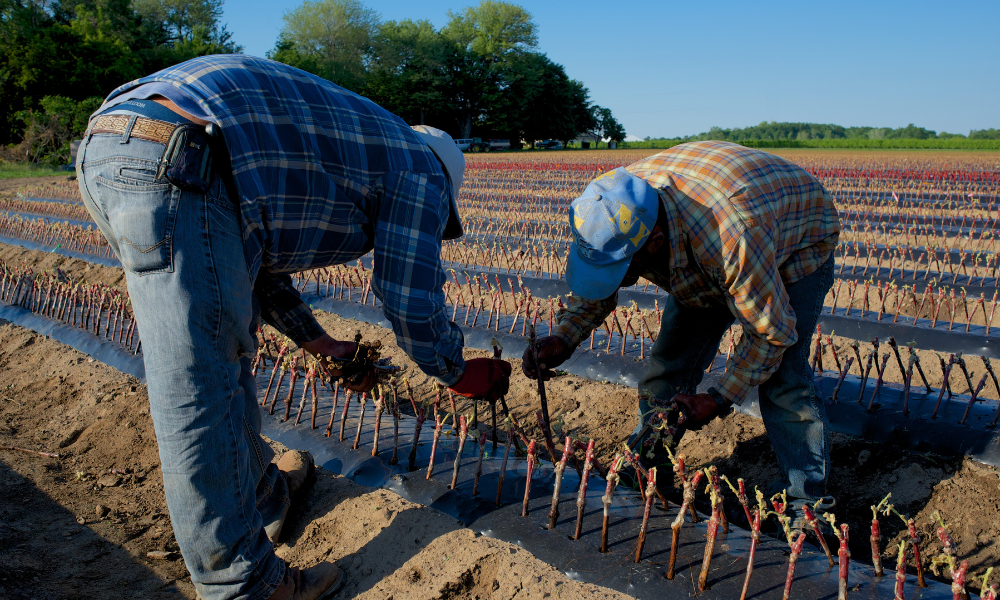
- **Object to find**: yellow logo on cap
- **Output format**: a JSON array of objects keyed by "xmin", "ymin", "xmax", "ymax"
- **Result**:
[
  {"xmin": 594, "ymin": 169, "xmax": 617, "ymax": 184},
  {"xmin": 615, "ymin": 204, "xmax": 638, "ymax": 235},
  {"xmin": 630, "ymin": 222, "xmax": 650, "ymax": 247}
]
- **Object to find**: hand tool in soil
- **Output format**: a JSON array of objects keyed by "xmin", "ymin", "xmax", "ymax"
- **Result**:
[
  {"xmin": 528, "ymin": 325, "xmax": 559, "ymax": 466},
  {"xmin": 547, "ymin": 436, "xmax": 573, "ymax": 530},
  {"xmin": 573, "ymin": 439, "xmax": 596, "ymax": 541},
  {"xmin": 698, "ymin": 467, "xmax": 724, "ymax": 590},
  {"xmin": 634, "ymin": 466, "xmax": 656, "ymax": 564},
  {"xmin": 600, "ymin": 454, "xmax": 624, "ymax": 553},
  {"xmin": 666, "ymin": 467, "xmax": 703, "ymax": 580}
]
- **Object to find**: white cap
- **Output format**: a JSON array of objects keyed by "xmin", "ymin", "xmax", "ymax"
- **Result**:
[{"xmin": 411, "ymin": 125, "xmax": 465, "ymax": 239}]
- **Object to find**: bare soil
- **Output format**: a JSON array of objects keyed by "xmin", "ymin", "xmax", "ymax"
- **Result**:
[
  {"xmin": 0, "ymin": 321, "xmax": 629, "ymax": 600},
  {"xmin": 0, "ymin": 175, "xmax": 79, "ymax": 198}
]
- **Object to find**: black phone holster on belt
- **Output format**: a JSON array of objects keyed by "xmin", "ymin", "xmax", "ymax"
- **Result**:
[{"xmin": 157, "ymin": 125, "xmax": 215, "ymax": 193}]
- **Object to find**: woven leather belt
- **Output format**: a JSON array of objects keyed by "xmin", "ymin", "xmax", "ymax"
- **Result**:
[{"xmin": 89, "ymin": 114, "xmax": 179, "ymax": 145}]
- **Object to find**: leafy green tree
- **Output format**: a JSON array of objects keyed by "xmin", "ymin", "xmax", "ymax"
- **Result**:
[
  {"xmin": 10, "ymin": 95, "xmax": 102, "ymax": 164},
  {"xmin": 270, "ymin": 0, "xmax": 379, "ymax": 91},
  {"xmin": 588, "ymin": 106, "xmax": 625, "ymax": 143},
  {"xmin": 969, "ymin": 128, "xmax": 1000, "ymax": 139},
  {"xmin": 442, "ymin": 0, "xmax": 537, "ymax": 138},
  {"xmin": 0, "ymin": 0, "xmax": 239, "ymax": 146},
  {"xmin": 267, "ymin": 0, "xmax": 606, "ymax": 144},
  {"xmin": 884, "ymin": 123, "xmax": 935, "ymax": 139},
  {"xmin": 364, "ymin": 19, "xmax": 450, "ymax": 126}
]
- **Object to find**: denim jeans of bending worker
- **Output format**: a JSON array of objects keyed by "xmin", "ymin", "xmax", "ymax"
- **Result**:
[
  {"xmin": 629, "ymin": 254, "xmax": 836, "ymax": 506},
  {"xmin": 76, "ymin": 127, "xmax": 289, "ymax": 600}
]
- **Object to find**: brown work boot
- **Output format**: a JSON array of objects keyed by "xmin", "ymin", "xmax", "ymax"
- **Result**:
[
  {"xmin": 276, "ymin": 450, "xmax": 314, "ymax": 497},
  {"xmin": 268, "ymin": 562, "xmax": 345, "ymax": 600}
]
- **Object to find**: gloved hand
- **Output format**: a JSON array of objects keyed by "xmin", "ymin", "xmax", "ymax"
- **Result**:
[
  {"xmin": 450, "ymin": 358, "xmax": 512, "ymax": 400},
  {"xmin": 671, "ymin": 391, "xmax": 731, "ymax": 430},
  {"xmin": 521, "ymin": 336, "xmax": 573, "ymax": 381},
  {"xmin": 300, "ymin": 333, "xmax": 378, "ymax": 392}
]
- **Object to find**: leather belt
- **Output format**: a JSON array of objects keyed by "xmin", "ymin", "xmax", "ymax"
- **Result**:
[{"xmin": 89, "ymin": 114, "xmax": 179, "ymax": 145}]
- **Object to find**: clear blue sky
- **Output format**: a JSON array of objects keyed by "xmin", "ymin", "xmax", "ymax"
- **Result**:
[{"xmin": 222, "ymin": 0, "xmax": 999, "ymax": 139}]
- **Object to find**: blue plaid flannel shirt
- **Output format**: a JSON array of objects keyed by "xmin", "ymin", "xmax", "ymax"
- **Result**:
[{"xmin": 103, "ymin": 55, "xmax": 466, "ymax": 384}]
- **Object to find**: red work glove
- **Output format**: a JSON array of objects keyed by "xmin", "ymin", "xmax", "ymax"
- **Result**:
[
  {"xmin": 672, "ymin": 392, "xmax": 730, "ymax": 430},
  {"xmin": 450, "ymin": 358, "xmax": 512, "ymax": 400}
]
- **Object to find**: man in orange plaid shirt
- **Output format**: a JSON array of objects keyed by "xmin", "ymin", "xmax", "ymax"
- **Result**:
[{"xmin": 524, "ymin": 141, "xmax": 840, "ymax": 520}]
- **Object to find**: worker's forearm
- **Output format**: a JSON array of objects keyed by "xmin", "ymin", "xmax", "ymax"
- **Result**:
[
  {"xmin": 551, "ymin": 292, "xmax": 618, "ymax": 348},
  {"xmin": 255, "ymin": 271, "xmax": 325, "ymax": 345}
]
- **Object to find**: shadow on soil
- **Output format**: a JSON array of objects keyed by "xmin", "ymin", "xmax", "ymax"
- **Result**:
[{"xmin": 0, "ymin": 460, "xmax": 187, "ymax": 600}]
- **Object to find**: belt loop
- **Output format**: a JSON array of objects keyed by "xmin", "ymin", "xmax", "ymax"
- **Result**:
[
  {"xmin": 120, "ymin": 115, "xmax": 137, "ymax": 144},
  {"xmin": 84, "ymin": 116, "xmax": 95, "ymax": 143}
]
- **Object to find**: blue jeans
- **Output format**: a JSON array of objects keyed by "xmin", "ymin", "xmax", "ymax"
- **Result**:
[
  {"xmin": 631, "ymin": 255, "xmax": 836, "ymax": 504},
  {"xmin": 77, "ymin": 125, "xmax": 289, "ymax": 600}
]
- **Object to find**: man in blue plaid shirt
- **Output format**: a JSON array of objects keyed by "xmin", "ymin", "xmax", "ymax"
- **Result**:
[{"xmin": 76, "ymin": 55, "xmax": 510, "ymax": 600}]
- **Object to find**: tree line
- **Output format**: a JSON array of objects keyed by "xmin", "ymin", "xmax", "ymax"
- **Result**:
[
  {"xmin": 268, "ymin": 0, "xmax": 622, "ymax": 146},
  {"xmin": 0, "ymin": 0, "xmax": 624, "ymax": 165},
  {"xmin": 643, "ymin": 122, "xmax": 1000, "ymax": 144}
]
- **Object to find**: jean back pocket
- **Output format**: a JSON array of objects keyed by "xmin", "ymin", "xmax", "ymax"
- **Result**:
[{"xmin": 93, "ymin": 160, "xmax": 178, "ymax": 274}]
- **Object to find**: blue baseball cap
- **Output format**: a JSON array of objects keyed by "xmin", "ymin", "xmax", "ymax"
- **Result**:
[{"xmin": 566, "ymin": 168, "xmax": 659, "ymax": 300}]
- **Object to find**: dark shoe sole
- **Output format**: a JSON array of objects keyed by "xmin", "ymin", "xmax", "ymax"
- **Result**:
[{"xmin": 317, "ymin": 569, "xmax": 346, "ymax": 599}]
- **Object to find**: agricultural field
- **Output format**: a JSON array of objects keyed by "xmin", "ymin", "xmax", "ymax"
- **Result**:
[{"xmin": 2, "ymin": 148, "xmax": 1000, "ymax": 599}]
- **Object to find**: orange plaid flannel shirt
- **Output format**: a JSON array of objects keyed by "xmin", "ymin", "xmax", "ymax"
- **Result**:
[{"xmin": 553, "ymin": 141, "xmax": 840, "ymax": 404}]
